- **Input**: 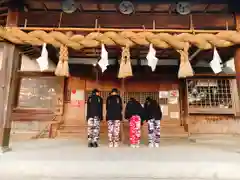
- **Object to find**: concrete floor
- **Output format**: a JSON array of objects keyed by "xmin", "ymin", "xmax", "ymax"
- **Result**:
[{"xmin": 1, "ymin": 138, "xmax": 240, "ymax": 180}]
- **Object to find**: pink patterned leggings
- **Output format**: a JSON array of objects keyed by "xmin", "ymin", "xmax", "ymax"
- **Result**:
[{"xmin": 129, "ymin": 115, "xmax": 141, "ymax": 145}]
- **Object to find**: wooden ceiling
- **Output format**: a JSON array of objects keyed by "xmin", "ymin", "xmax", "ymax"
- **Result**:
[
  {"xmin": 0, "ymin": 1, "xmax": 8, "ymax": 26},
  {"xmin": 23, "ymin": 0, "xmax": 228, "ymax": 14}
]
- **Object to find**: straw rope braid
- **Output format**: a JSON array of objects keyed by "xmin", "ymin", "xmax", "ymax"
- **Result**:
[
  {"xmin": 1, "ymin": 27, "xmax": 239, "ymax": 78},
  {"xmin": 55, "ymin": 44, "xmax": 69, "ymax": 77},
  {"xmin": 2, "ymin": 28, "xmax": 240, "ymax": 50}
]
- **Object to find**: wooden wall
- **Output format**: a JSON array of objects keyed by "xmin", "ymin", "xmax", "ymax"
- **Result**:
[
  {"xmin": 186, "ymin": 78, "xmax": 240, "ymax": 135},
  {"xmin": 11, "ymin": 75, "xmax": 240, "ymax": 140},
  {"xmin": 63, "ymin": 77, "xmax": 180, "ymax": 125},
  {"xmin": 64, "ymin": 77, "xmax": 86, "ymax": 125},
  {"xmin": 188, "ymin": 115, "xmax": 240, "ymax": 134}
]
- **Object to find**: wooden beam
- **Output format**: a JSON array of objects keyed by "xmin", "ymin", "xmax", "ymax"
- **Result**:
[
  {"xmin": 18, "ymin": 12, "xmax": 235, "ymax": 30},
  {"xmin": 28, "ymin": 0, "xmax": 230, "ymax": 3},
  {"xmin": 6, "ymin": 9, "xmax": 18, "ymax": 27},
  {"xmin": 0, "ymin": 7, "xmax": 8, "ymax": 11},
  {"xmin": 42, "ymin": 2, "xmax": 48, "ymax": 11}
]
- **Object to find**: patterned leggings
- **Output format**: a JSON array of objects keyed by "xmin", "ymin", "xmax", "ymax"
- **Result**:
[
  {"xmin": 107, "ymin": 120, "xmax": 121, "ymax": 143},
  {"xmin": 87, "ymin": 116, "xmax": 100, "ymax": 143},
  {"xmin": 129, "ymin": 115, "xmax": 141, "ymax": 145},
  {"xmin": 148, "ymin": 119, "xmax": 160, "ymax": 144}
]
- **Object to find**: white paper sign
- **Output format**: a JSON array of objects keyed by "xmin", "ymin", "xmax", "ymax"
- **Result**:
[
  {"xmin": 161, "ymin": 105, "xmax": 168, "ymax": 116},
  {"xmin": 71, "ymin": 89, "xmax": 84, "ymax": 101},
  {"xmin": 159, "ymin": 91, "xmax": 168, "ymax": 98},
  {"xmin": 168, "ymin": 97, "xmax": 178, "ymax": 104},
  {"xmin": 169, "ymin": 90, "xmax": 179, "ymax": 97},
  {"xmin": 170, "ymin": 112, "xmax": 179, "ymax": 119}
]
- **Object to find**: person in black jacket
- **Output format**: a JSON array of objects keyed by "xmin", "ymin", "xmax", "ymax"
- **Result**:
[
  {"xmin": 144, "ymin": 97, "xmax": 162, "ymax": 148},
  {"xmin": 125, "ymin": 98, "xmax": 144, "ymax": 148},
  {"xmin": 86, "ymin": 89, "xmax": 103, "ymax": 148},
  {"xmin": 106, "ymin": 88, "xmax": 122, "ymax": 148}
]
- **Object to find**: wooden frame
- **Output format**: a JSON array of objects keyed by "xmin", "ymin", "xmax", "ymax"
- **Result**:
[
  {"xmin": 186, "ymin": 77, "xmax": 237, "ymax": 115},
  {"xmin": 18, "ymin": 12, "xmax": 235, "ymax": 30},
  {"xmin": 13, "ymin": 71, "xmax": 65, "ymax": 121}
]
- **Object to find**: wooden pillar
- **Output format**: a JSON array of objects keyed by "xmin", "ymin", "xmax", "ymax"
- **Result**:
[
  {"xmin": 234, "ymin": 48, "xmax": 240, "ymax": 114},
  {"xmin": 235, "ymin": 48, "xmax": 240, "ymax": 85},
  {"xmin": 0, "ymin": 8, "xmax": 20, "ymax": 153},
  {"xmin": 234, "ymin": 14, "xmax": 240, "ymax": 116},
  {"xmin": 0, "ymin": 43, "xmax": 21, "ymax": 152}
]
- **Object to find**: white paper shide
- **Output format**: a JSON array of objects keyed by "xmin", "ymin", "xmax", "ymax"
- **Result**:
[
  {"xmin": 98, "ymin": 44, "xmax": 109, "ymax": 73},
  {"xmin": 210, "ymin": 48, "xmax": 222, "ymax": 74},
  {"xmin": 36, "ymin": 43, "xmax": 49, "ymax": 72},
  {"xmin": 146, "ymin": 44, "xmax": 158, "ymax": 71}
]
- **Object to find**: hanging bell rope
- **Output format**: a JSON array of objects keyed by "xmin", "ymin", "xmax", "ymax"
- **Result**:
[
  {"xmin": 55, "ymin": 44, "xmax": 69, "ymax": 77},
  {"xmin": 118, "ymin": 46, "xmax": 133, "ymax": 79}
]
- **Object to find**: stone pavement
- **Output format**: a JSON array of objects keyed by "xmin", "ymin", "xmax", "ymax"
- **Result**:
[{"xmin": 1, "ymin": 138, "xmax": 240, "ymax": 180}]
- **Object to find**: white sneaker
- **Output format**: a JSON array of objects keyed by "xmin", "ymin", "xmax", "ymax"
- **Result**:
[
  {"xmin": 155, "ymin": 143, "xmax": 159, "ymax": 148},
  {"xmin": 135, "ymin": 144, "xmax": 140, "ymax": 148},
  {"xmin": 130, "ymin": 144, "xmax": 136, "ymax": 148},
  {"xmin": 148, "ymin": 143, "xmax": 154, "ymax": 148},
  {"xmin": 109, "ymin": 142, "xmax": 114, "ymax": 148},
  {"xmin": 114, "ymin": 142, "xmax": 119, "ymax": 148}
]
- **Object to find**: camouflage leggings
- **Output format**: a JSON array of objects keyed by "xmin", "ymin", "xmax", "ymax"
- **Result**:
[
  {"xmin": 107, "ymin": 120, "xmax": 121, "ymax": 143},
  {"xmin": 148, "ymin": 119, "xmax": 160, "ymax": 144},
  {"xmin": 87, "ymin": 116, "xmax": 100, "ymax": 143}
]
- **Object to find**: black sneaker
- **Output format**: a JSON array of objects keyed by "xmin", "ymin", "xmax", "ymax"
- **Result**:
[
  {"xmin": 88, "ymin": 142, "xmax": 93, "ymax": 148},
  {"xmin": 92, "ymin": 142, "xmax": 98, "ymax": 148}
]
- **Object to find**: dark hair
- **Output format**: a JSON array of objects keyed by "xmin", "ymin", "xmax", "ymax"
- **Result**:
[
  {"xmin": 130, "ymin": 97, "xmax": 135, "ymax": 101},
  {"xmin": 92, "ymin": 89, "xmax": 100, "ymax": 94},
  {"xmin": 111, "ymin": 88, "xmax": 119, "ymax": 93},
  {"xmin": 146, "ymin": 96, "xmax": 152, "ymax": 101}
]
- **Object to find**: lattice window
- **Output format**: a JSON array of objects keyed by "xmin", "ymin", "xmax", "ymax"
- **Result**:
[
  {"xmin": 187, "ymin": 79, "xmax": 232, "ymax": 109},
  {"xmin": 123, "ymin": 92, "xmax": 167, "ymax": 104}
]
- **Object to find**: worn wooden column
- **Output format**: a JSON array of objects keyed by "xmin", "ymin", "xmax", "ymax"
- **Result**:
[
  {"xmin": 234, "ymin": 14, "xmax": 240, "ymax": 116},
  {"xmin": 0, "ymin": 43, "xmax": 21, "ymax": 152},
  {"xmin": 0, "ymin": 8, "xmax": 20, "ymax": 153}
]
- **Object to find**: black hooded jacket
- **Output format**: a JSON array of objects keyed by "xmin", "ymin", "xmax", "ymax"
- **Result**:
[
  {"xmin": 144, "ymin": 99, "xmax": 162, "ymax": 120},
  {"xmin": 125, "ymin": 98, "xmax": 145, "ymax": 120},
  {"xmin": 86, "ymin": 94, "xmax": 103, "ymax": 120},
  {"xmin": 106, "ymin": 95, "xmax": 123, "ymax": 121}
]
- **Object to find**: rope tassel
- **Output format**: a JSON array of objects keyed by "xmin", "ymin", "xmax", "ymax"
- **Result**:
[
  {"xmin": 178, "ymin": 44, "xmax": 194, "ymax": 78},
  {"xmin": 55, "ymin": 45, "xmax": 69, "ymax": 77},
  {"xmin": 118, "ymin": 46, "xmax": 133, "ymax": 78}
]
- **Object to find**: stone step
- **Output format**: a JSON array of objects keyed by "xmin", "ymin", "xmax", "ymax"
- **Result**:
[
  {"xmin": 63, "ymin": 119, "xmax": 181, "ymax": 125},
  {"xmin": 58, "ymin": 119, "xmax": 188, "ymax": 140},
  {"xmin": 57, "ymin": 132, "xmax": 188, "ymax": 142},
  {"xmin": 59, "ymin": 127, "xmax": 186, "ymax": 133},
  {"xmin": 58, "ymin": 128, "xmax": 187, "ymax": 137}
]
